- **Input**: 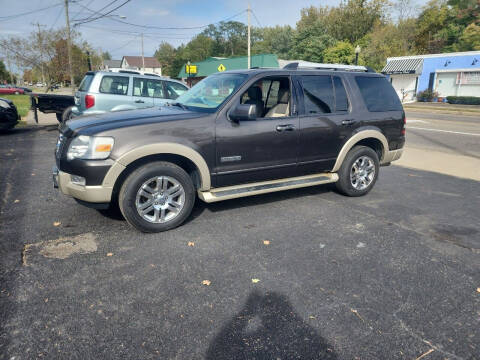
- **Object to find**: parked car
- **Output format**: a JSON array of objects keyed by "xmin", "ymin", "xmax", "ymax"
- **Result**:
[
  {"xmin": 0, "ymin": 86, "xmax": 24, "ymax": 95},
  {"xmin": 16, "ymin": 86, "xmax": 32, "ymax": 93},
  {"xmin": 70, "ymin": 71, "xmax": 189, "ymax": 119},
  {"xmin": 30, "ymin": 93, "xmax": 75, "ymax": 123},
  {"xmin": 53, "ymin": 63, "xmax": 405, "ymax": 232},
  {"xmin": 0, "ymin": 97, "xmax": 20, "ymax": 130}
]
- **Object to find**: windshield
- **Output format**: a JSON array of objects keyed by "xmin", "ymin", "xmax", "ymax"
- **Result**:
[{"xmin": 176, "ymin": 73, "xmax": 247, "ymax": 112}]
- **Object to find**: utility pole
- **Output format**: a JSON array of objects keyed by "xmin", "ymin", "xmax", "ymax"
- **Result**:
[
  {"xmin": 247, "ymin": 3, "xmax": 251, "ymax": 69},
  {"xmin": 33, "ymin": 23, "xmax": 46, "ymax": 85},
  {"xmin": 141, "ymin": 33, "xmax": 145, "ymax": 72},
  {"xmin": 64, "ymin": 0, "xmax": 75, "ymax": 93}
]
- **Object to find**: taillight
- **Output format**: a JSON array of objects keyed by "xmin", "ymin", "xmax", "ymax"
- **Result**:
[{"xmin": 85, "ymin": 94, "xmax": 95, "ymax": 109}]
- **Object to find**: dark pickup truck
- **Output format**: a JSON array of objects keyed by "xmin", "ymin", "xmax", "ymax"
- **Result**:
[
  {"xmin": 53, "ymin": 63, "xmax": 405, "ymax": 233},
  {"xmin": 30, "ymin": 93, "xmax": 75, "ymax": 123}
]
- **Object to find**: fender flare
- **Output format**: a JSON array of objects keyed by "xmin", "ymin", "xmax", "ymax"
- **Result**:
[
  {"xmin": 331, "ymin": 130, "xmax": 389, "ymax": 172},
  {"xmin": 102, "ymin": 143, "xmax": 211, "ymax": 191}
]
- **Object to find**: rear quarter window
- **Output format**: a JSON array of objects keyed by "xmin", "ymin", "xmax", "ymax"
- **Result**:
[
  {"xmin": 78, "ymin": 74, "xmax": 94, "ymax": 92},
  {"xmin": 355, "ymin": 76, "xmax": 402, "ymax": 112}
]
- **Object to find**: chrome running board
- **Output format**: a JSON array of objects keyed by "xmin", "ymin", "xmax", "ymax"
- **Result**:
[{"xmin": 198, "ymin": 173, "xmax": 338, "ymax": 203}]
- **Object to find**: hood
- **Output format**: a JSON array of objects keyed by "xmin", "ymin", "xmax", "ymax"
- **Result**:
[{"xmin": 61, "ymin": 105, "xmax": 203, "ymax": 136}]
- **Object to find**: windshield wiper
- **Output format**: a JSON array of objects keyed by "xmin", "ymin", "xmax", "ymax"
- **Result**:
[{"xmin": 168, "ymin": 102, "xmax": 188, "ymax": 110}]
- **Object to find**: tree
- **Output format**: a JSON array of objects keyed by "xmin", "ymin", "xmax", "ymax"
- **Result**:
[
  {"xmin": 289, "ymin": 18, "xmax": 336, "ymax": 62},
  {"xmin": 154, "ymin": 42, "xmax": 177, "ymax": 77},
  {"xmin": 102, "ymin": 51, "xmax": 112, "ymax": 60},
  {"xmin": 414, "ymin": 0, "xmax": 449, "ymax": 52},
  {"xmin": 455, "ymin": 23, "xmax": 480, "ymax": 50},
  {"xmin": 361, "ymin": 19, "xmax": 417, "ymax": 70},
  {"xmin": 252, "ymin": 26, "xmax": 294, "ymax": 59},
  {"xmin": 323, "ymin": 41, "xmax": 357, "ymax": 64},
  {"xmin": 0, "ymin": 60, "xmax": 13, "ymax": 83}
]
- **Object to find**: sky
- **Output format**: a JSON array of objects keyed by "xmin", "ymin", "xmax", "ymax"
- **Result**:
[{"xmin": 0, "ymin": 0, "xmax": 422, "ymax": 69}]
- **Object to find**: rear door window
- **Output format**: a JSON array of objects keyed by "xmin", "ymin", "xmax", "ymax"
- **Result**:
[
  {"xmin": 99, "ymin": 76, "xmax": 129, "ymax": 95},
  {"xmin": 133, "ymin": 78, "xmax": 165, "ymax": 98},
  {"xmin": 301, "ymin": 75, "xmax": 334, "ymax": 114},
  {"xmin": 355, "ymin": 76, "xmax": 402, "ymax": 112}
]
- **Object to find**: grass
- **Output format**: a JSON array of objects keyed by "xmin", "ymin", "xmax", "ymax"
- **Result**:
[{"xmin": 1, "ymin": 94, "xmax": 31, "ymax": 118}]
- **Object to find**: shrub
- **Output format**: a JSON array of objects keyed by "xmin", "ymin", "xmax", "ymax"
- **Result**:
[
  {"xmin": 417, "ymin": 89, "xmax": 439, "ymax": 102},
  {"xmin": 446, "ymin": 96, "xmax": 480, "ymax": 105}
]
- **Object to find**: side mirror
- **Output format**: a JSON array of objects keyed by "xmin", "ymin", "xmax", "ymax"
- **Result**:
[{"xmin": 229, "ymin": 103, "xmax": 257, "ymax": 122}]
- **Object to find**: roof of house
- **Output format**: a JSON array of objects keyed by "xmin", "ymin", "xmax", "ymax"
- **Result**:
[
  {"xmin": 122, "ymin": 56, "xmax": 161, "ymax": 68},
  {"xmin": 382, "ymin": 58, "xmax": 424, "ymax": 75},
  {"xmin": 386, "ymin": 50, "xmax": 480, "ymax": 61},
  {"xmin": 177, "ymin": 54, "xmax": 279, "ymax": 78},
  {"xmin": 103, "ymin": 59, "xmax": 121, "ymax": 68}
]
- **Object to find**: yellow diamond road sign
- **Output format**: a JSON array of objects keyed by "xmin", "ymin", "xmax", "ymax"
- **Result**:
[{"xmin": 218, "ymin": 64, "xmax": 226, "ymax": 72}]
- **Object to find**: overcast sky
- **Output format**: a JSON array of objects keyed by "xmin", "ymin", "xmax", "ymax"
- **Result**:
[{"xmin": 0, "ymin": 0, "xmax": 422, "ymax": 63}]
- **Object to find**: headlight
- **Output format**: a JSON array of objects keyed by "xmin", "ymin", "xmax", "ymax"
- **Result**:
[
  {"xmin": 67, "ymin": 135, "xmax": 114, "ymax": 160},
  {"xmin": 0, "ymin": 99, "xmax": 11, "ymax": 109}
]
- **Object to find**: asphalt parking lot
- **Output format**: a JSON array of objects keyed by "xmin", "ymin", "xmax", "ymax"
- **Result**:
[{"xmin": 1, "ymin": 121, "xmax": 479, "ymax": 359}]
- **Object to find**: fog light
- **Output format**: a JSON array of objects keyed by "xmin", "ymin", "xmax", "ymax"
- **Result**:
[{"xmin": 70, "ymin": 175, "xmax": 86, "ymax": 186}]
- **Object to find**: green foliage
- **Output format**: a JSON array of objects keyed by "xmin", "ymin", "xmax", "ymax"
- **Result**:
[
  {"xmin": 289, "ymin": 21, "xmax": 336, "ymax": 62},
  {"xmin": 417, "ymin": 89, "xmax": 439, "ymax": 102},
  {"xmin": 102, "ymin": 51, "xmax": 112, "ymax": 60},
  {"xmin": 446, "ymin": 96, "xmax": 480, "ymax": 104},
  {"xmin": 1, "ymin": 95, "xmax": 30, "ymax": 117},
  {"xmin": 0, "ymin": 60, "xmax": 14, "ymax": 83},
  {"xmin": 252, "ymin": 26, "xmax": 295, "ymax": 59},
  {"xmin": 323, "ymin": 41, "xmax": 356, "ymax": 64},
  {"xmin": 454, "ymin": 23, "xmax": 480, "ymax": 51}
]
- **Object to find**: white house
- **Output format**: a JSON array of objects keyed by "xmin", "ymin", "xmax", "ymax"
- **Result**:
[{"xmin": 121, "ymin": 56, "xmax": 162, "ymax": 75}]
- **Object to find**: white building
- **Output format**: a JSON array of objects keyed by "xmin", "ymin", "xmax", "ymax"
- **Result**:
[
  {"xmin": 121, "ymin": 56, "xmax": 162, "ymax": 76},
  {"xmin": 382, "ymin": 51, "xmax": 480, "ymax": 102}
]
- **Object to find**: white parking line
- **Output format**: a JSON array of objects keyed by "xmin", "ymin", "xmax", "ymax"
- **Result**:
[{"xmin": 406, "ymin": 126, "xmax": 480, "ymax": 136}]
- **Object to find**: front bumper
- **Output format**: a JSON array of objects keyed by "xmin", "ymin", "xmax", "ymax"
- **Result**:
[{"xmin": 53, "ymin": 166, "xmax": 114, "ymax": 203}]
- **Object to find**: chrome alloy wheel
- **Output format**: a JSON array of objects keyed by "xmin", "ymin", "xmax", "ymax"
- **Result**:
[
  {"xmin": 135, "ymin": 176, "xmax": 185, "ymax": 223},
  {"xmin": 350, "ymin": 156, "xmax": 375, "ymax": 190}
]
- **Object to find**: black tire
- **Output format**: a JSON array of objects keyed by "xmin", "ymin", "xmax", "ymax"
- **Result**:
[
  {"xmin": 335, "ymin": 145, "xmax": 379, "ymax": 197},
  {"xmin": 61, "ymin": 106, "xmax": 74, "ymax": 122},
  {"xmin": 119, "ymin": 161, "xmax": 195, "ymax": 233}
]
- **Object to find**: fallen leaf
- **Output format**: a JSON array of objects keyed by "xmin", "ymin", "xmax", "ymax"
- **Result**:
[
  {"xmin": 13, "ymin": 199, "xmax": 20, "ymax": 203},
  {"xmin": 251, "ymin": 278, "xmax": 260, "ymax": 283},
  {"xmin": 106, "ymin": 253, "xmax": 113, "ymax": 257},
  {"xmin": 150, "ymin": 264, "xmax": 156, "ymax": 268},
  {"xmin": 31, "ymin": 173, "xmax": 36, "ymax": 176},
  {"xmin": 263, "ymin": 240, "xmax": 270, "ymax": 245},
  {"xmin": 188, "ymin": 241, "xmax": 195, "ymax": 247},
  {"xmin": 477, "ymin": 287, "xmax": 480, "ymax": 293},
  {"xmin": 202, "ymin": 280, "xmax": 211, "ymax": 286},
  {"xmin": 309, "ymin": 315, "xmax": 316, "ymax": 319},
  {"xmin": 44, "ymin": 298, "xmax": 48, "ymax": 303},
  {"xmin": 53, "ymin": 221, "xmax": 61, "ymax": 227}
]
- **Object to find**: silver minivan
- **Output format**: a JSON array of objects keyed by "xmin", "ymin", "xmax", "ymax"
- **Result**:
[{"xmin": 71, "ymin": 71, "xmax": 188, "ymax": 118}]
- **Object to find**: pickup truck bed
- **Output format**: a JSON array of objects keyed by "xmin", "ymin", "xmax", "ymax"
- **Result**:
[{"xmin": 30, "ymin": 93, "xmax": 75, "ymax": 123}]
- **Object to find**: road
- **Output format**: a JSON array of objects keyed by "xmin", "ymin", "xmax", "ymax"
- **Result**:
[
  {"xmin": 399, "ymin": 111, "xmax": 480, "ymax": 180},
  {"xmin": 0, "ymin": 120, "xmax": 479, "ymax": 359}
]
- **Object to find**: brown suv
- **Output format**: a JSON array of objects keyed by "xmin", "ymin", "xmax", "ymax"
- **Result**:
[{"xmin": 53, "ymin": 64, "xmax": 405, "ymax": 232}]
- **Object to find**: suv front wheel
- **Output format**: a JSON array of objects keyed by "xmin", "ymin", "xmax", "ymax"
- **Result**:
[
  {"xmin": 335, "ymin": 145, "xmax": 379, "ymax": 197},
  {"xmin": 119, "ymin": 161, "xmax": 195, "ymax": 232}
]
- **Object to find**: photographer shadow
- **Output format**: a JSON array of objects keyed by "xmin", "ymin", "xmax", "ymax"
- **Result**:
[{"xmin": 206, "ymin": 290, "xmax": 338, "ymax": 360}]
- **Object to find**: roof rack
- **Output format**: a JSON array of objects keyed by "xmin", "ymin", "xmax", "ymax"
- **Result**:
[{"xmin": 283, "ymin": 61, "xmax": 375, "ymax": 73}]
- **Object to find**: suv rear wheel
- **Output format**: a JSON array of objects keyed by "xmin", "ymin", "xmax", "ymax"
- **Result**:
[
  {"xmin": 119, "ymin": 161, "xmax": 195, "ymax": 232},
  {"xmin": 335, "ymin": 145, "xmax": 379, "ymax": 197}
]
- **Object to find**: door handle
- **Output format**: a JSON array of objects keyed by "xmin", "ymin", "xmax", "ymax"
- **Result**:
[
  {"xmin": 341, "ymin": 119, "xmax": 355, "ymax": 126},
  {"xmin": 276, "ymin": 124, "xmax": 295, "ymax": 132},
  {"xmin": 135, "ymin": 100, "xmax": 144, "ymax": 103}
]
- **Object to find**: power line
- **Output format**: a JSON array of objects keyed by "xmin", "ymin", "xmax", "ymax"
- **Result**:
[
  {"xmin": 251, "ymin": 9, "xmax": 262, "ymax": 28},
  {"xmin": 73, "ymin": 0, "xmax": 121, "ymax": 22},
  {"xmin": 73, "ymin": 0, "xmax": 131, "ymax": 26},
  {"xmin": 74, "ymin": 6, "xmax": 247, "ymax": 30},
  {"xmin": 79, "ymin": 24, "xmax": 198, "ymax": 37},
  {"xmin": 0, "ymin": 2, "xmax": 63, "ymax": 21}
]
